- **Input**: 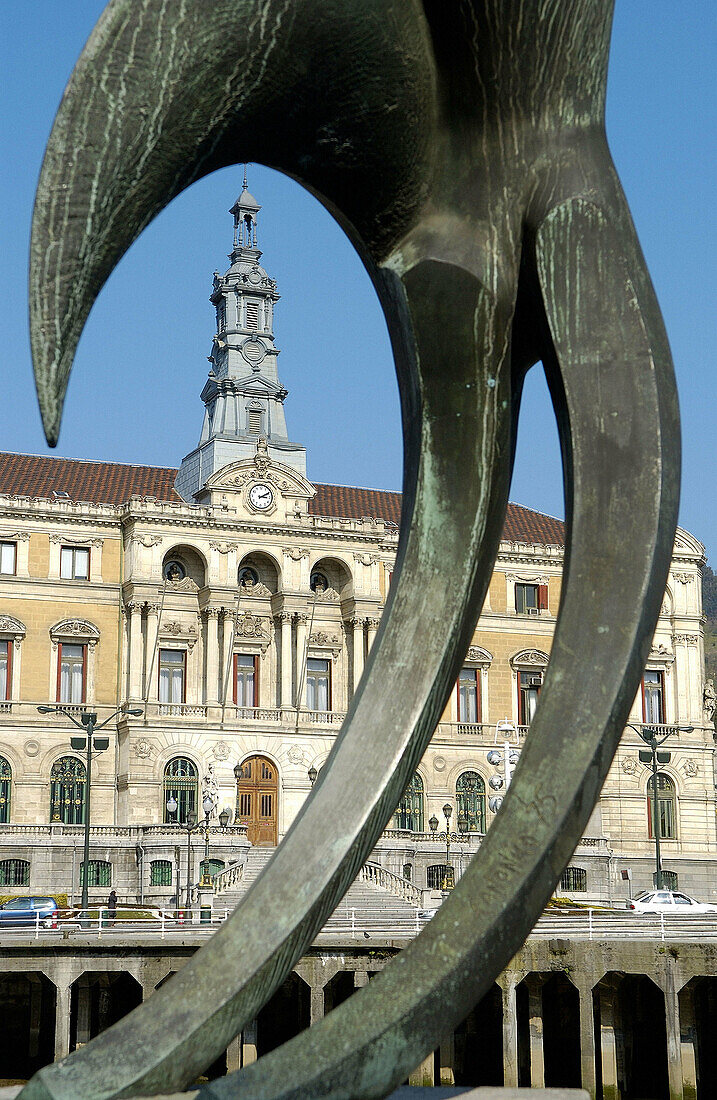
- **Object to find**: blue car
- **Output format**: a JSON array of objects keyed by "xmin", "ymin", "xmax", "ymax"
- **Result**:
[{"xmin": 0, "ymin": 896, "xmax": 60, "ymax": 928}]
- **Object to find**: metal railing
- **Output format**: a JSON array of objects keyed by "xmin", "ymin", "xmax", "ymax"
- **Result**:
[{"xmin": 358, "ymin": 862, "xmax": 423, "ymax": 906}]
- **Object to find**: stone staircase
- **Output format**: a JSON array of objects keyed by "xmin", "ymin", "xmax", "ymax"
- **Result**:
[{"xmin": 213, "ymin": 847, "xmax": 431, "ymax": 939}]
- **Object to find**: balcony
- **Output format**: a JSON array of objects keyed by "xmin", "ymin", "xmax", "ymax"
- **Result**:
[{"xmin": 436, "ymin": 722, "xmax": 530, "ymax": 742}]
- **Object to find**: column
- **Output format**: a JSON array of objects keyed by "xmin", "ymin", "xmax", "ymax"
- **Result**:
[
  {"xmin": 242, "ymin": 1018, "xmax": 258, "ymax": 1065},
  {"xmin": 28, "ymin": 975, "xmax": 42, "ymax": 1058},
  {"xmin": 310, "ymin": 984, "xmax": 325, "ymax": 1026},
  {"xmin": 597, "ymin": 981, "xmax": 619, "ymax": 1100},
  {"xmin": 526, "ymin": 976, "xmax": 545, "ymax": 1089},
  {"xmin": 221, "ymin": 610, "xmax": 235, "ymax": 707},
  {"xmin": 75, "ymin": 980, "xmax": 92, "ymax": 1047},
  {"xmin": 366, "ymin": 617, "xmax": 380, "ymax": 654},
  {"xmin": 280, "ymin": 613, "xmax": 293, "ymax": 708},
  {"xmin": 438, "ymin": 1034, "xmax": 455, "ymax": 1086},
  {"xmin": 576, "ymin": 980, "xmax": 598, "ymax": 1099},
  {"xmin": 128, "ymin": 603, "xmax": 143, "ymax": 700},
  {"xmin": 205, "ymin": 607, "xmax": 220, "ymax": 705},
  {"xmin": 352, "ymin": 618, "xmax": 365, "ymax": 693},
  {"xmin": 662, "ymin": 973, "xmax": 684, "ymax": 1100},
  {"xmin": 295, "ymin": 614, "xmax": 308, "ymax": 708},
  {"xmin": 226, "ymin": 1034, "xmax": 242, "ymax": 1073},
  {"xmin": 679, "ymin": 984, "xmax": 698, "ymax": 1100},
  {"xmin": 144, "ymin": 603, "xmax": 160, "ymax": 702},
  {"xmin": 408, "ymin": 1052, "xmax": 434, "ymax": 1087},
  {"xmin": 499, "ymin": 975, "xmax": 519, "ymax": 1088},
  {"xmin": 54, "ymin": 982, "xmax": 72, "ymax": 1061}
]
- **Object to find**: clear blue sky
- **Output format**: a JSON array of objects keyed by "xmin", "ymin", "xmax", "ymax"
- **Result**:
[{"xmin": 1, "ymin": 3, "xmax": 715, "ymax": 563}]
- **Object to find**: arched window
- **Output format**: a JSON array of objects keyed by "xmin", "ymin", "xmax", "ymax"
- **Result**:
[
  {"xmin": 560, "ymin": 866, "xmax": 587, "ymax": 892},
  {"xmin": 50, "ymin": 757, "xmax": 86, "ymax": 824},
  {"xmin": 0, "ymin": 756, "xmax": 11, "ymax": 823},
  {"xmin": 150, "ymin": 860, "xmax": 173, "ymax": 887},
  {"xmin": 199, "ymin": 858, "xmax": 225, "ymax": 879},
  {"xmin": 392, "ymin": 773, "xmax": 424, "ymax": 832},
  {"xmin": 0, "ymin": 858, "xmax": 29, "ymax": 887},
  {"xmin": 427, "ymin": 864, "xmax": 454, "ymax": 890},
  {"xmin": 647, "ymin": 773, "xmax": 676, "ymax": 839},
  {"xmin": 163, "ymin": 757, "xmax": 198, "ymax": 824},
  {"xmin": 80, "ymin": 860, "xmax": 112, "ymax": 887},
  {"xmin": 456, "ymin": 771, "xmax": 486, "ymax": 834}
]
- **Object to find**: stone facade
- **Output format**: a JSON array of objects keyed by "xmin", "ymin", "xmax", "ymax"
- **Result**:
[{"xmin": 0, "ymin": 184, "xmax": 713, "ymax": 908}]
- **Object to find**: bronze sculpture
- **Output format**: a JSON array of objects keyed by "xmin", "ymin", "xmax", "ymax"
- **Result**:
[{"xmin": 24, "ymin": 1, "xmax": 679, "ymax": 1097}]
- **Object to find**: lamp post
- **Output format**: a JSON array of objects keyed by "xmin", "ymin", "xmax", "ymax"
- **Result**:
[
  {"xmin": 199, "ymin": 794, "xmax": 217, "ymax": 886},
  {"xmin": 307, "ymin": 765, "xmax": 318, "ymax": 787},
  {"xmin": 626, "ymin": 721, "xmax": 693, "ymax": 890},
  {"xmin": 428, "ymin": 803, "xmax": 469, "ymax": 891},
  {"xmin": 39, "ymin": 703, "xmax": 142, "ymax": 923},
  {"xmin": 486, "ymin": 719, "xmax": 521, "ymax": 814}
]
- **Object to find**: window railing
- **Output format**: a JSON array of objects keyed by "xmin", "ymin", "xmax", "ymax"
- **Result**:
[
  {"xmin": 233, "ymin": 706, "xmax": 282, "ymax": 722},
  {"xmin": 155, "ymin": 703, "xmax": 208, "ymax": 718}
]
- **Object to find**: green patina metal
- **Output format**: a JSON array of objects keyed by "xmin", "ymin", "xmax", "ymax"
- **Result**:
[{"xmin": 23, "ymin": 1, "xmax": 679, "ymax": 1097}]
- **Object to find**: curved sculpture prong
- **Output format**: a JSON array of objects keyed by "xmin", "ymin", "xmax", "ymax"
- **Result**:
[{"xmin": 23, "ymin": 2, "xmax": 679, "ymax": 1098}]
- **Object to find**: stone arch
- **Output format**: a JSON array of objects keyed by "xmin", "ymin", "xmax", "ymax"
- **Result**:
[
  {"xmin": 237, "ymin": 549, "xmax": 281, "ymax": 594},
  {"xmin": 309, "ymin": 555, "xmax": 354, "ymax": 601},
  {"xmin": 162, "ymin": 544, "xmax": 207, "ymax": 588}
]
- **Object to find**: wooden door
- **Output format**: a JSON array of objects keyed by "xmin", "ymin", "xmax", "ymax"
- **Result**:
[{"xmin": 235, "ymin": 755, "xmax": 278, "ymax": 846}]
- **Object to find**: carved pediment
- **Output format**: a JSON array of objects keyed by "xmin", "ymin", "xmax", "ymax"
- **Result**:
[
  {"xmin": 50, "ymin": 618, "xmax": 100, "ymax": 648},
  {"xmin": 511, "ymin": 648, "xmax": 549, "ymax": 668},
  {"xmin": 0, "ymin": 614, "xmax": 26, "ymax": 640}
]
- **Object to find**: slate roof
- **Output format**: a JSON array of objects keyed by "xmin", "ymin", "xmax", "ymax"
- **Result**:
[{"xmin": 0, "ymin": 452, "xmax": 565, "ymax": 547}]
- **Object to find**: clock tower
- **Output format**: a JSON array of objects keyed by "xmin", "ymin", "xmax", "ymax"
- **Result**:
[{"xmin": 175, "ymin": 175, "xmax": 306, "ymax": 501}]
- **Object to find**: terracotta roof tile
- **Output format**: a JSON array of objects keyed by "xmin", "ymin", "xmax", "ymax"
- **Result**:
[
  {"xmin": 0, "ymin": 453, "xmax": 564, "ymax": 547},
  {"xmin": 310, "ymin": 482, "xmax": 564, "ymax": 546},
  {"xmin": 0, "ymin": 452, "xmax": 182, "ymax": 506}
]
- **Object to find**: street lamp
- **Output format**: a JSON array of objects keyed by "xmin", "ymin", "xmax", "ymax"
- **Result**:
[
  {"xmin": 428, "ymin": 802, "xmax": 469, "ymax": 891},
  {"xmin": 307, "ymin": 765, "xmax": 318, "ymax": 786},
  {"xmin": 199, "ymin": 794, "xmax": 216, "ymax": 886},
  {"xmin": 626, "ymin": 721, "xmax": 694, "ymax": 889},
  {"xmin": 38, "ymin": 704, "xmax": 143, "ymax": 923},
  {"xmin": 486, "ymin": 719, "xmax": 521, "ymax": 813}
]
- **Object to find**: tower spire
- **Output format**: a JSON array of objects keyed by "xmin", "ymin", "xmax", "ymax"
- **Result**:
[{"xmin": 175, "ymin": 177, "xmax": 306, "ymax": 500}]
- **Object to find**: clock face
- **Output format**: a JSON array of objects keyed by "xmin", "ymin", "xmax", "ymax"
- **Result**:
[{"xmin": 248, "ymin": 482, "xmax": 274, "ymax": 511}]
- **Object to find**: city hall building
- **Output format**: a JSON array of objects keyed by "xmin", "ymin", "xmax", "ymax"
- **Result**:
[{"xmin": 0, "ymin": 183, "xmax": 713, "ymax": 907}]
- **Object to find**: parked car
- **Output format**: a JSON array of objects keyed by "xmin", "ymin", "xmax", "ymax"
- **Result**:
[
  {"xmin": 627, "ymin": 890, "xmax": 717, "ymax": 914},
  {"xmin": 0, "ymin": 896, "xmax": 60, "ymax": 928}
]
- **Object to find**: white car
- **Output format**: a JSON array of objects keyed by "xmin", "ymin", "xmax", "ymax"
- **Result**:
[{"xmin": 627, "ymin": 890, "xmax": 717, "ymax": 914}]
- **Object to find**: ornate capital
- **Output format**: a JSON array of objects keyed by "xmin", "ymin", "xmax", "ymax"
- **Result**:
[
  {"xmin": 674, "ymin": 633, "xmax": 699, "ymax": 646},
  {"xmin": 130, "ymin": 534, "xmax": 163, "ymax": 548},
  {"xmin": 283, "ymin": 547, "xmax": 310, "ymax": 561}
]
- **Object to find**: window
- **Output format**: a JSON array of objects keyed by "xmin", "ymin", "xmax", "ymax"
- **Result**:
[
  {"xmin": 392, "ymin": 772, "xmax": 424, "ymax": 832},
  {"xmin": 80, "ymin": 860, "xmax": 111, "ymax": 887},
  {"xmin": 515, "ymin": 582, "xmax": 547, "ymax": 614},
  {"xmin": 159, "ymin": 649, "xmax": 185, "ymax": 707},
  {"xmin": 660, "ymin": 872, "xmax": 679, "ymax": 891},
  {"xmin": 150, "ymin": 860, "xmax": 173, "ymax": 887},
  {"xmin": 234, "ymin": 654, "xmax": 258, "ymax": 707},
  {"xmin": 163, "ymin": 757, "xmax": 198, "ymax": 824},
  {"xmin": 427, "ymin": 864, "xmax": 454, "ymax": 890},
  {"xmin": 0, "ymin": 859, "xmax": 29, "ymax": 887},
  {"xmin": 199, "ymin": 858, "xmax": 225, "ymax": 879},
  {"xmin": 560, "ymin": 866, "xmax": 587, "ymax": 892},
  {"xmin": 457, "ymin": 667, "xmax": 480, "ymax": 724},
  {"xmin": 518, "ymin": 670, "xmax": 542, "ymax": 725},
  {"xmin": 247, "ymin": 407, "xmax": 263, "ymax": 433},
  {"xmin": 0, "ymin": 756, "xmax": 10, "ymax": 823},
  {"xmin": 402, "ymin": 863, "xmax": 413, "ymax": 882},
  {"xmin": 0, "ymin": 542, "xmax": 16, "ymax": 575},
  {"xmin": 642, "ymin": 670, "xmax": 664, "ymax": 724},
  {"xmin": 0, "ymin": 640, "xmax": 11, "ymax": 700},
  {"xmin": 245, "ymin": 300, "xmax": 259, "ymax": 329},
  {"xmin": 647, "ymin": 772, "xmax": 676, "ymax": 839},
  {"xmin": 217, "ymin": 301, "xmax": 226, "ymax": 332},
  {"xmin": 57, "ymin": 643, "xmax": 86, "ymax": 704},
  {"xmin": 50, "ymin": 757, "xmax": 86, "ymax": 824},
  {"xmin": 306, "ymin": 658, "xmax": 330, "ymax": 711},
  {"xmin": 60, "ymin": 546, "xmax": 90, "ymax": 580},
  {"xmin": 456, "ymin": 772, "xmax": 486, "ymax": 834}
]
